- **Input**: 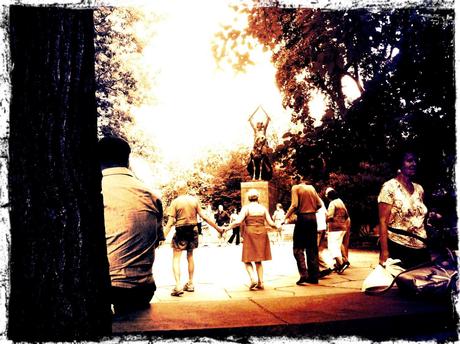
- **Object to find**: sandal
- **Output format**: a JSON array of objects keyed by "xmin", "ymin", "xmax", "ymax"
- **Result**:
[
  {"xmin": 183, "ymin": 282, "xmax": 195, "ymax": 292},
  {"xmin": 249, "ymin": 282, "xmax": 258, "ymax": 291},
  {"xmin": 171, "ymin": 288, "xmax": 184, "ymax": 297},
  {"xmin": 256, "ymin": 283, "xmax": 264, "ymax": 290}
]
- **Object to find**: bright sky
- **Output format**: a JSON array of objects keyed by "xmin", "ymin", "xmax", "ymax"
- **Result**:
[
  {"xmin": 126, "ymin": 1, "xmax": 294, "ymax": 171},
  {"xmin": 120, "ymin": 1, "xmax": 362, "ymax": 187}
]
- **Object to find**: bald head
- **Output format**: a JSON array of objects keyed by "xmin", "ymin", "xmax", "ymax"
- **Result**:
[{"xmin": 174, "ymin": 180, "xmax": 188, "ymax": 195}]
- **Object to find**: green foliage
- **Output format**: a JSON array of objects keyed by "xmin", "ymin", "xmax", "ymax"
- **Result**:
[
  {"xmin": 197, "ymin": 148, "xmax": 251, "ymax": 210},
  {"xmin": 324, "ymin": 162, "xmax": 392, "ymax": 228},
  {"xmin": 269, "ymin": 163, "xmax": 293, "ymax": 210},
  {"xmin": 215, "ymin": 6, "xmax": 394, "ymax": 118},
  {"xmin": 215, "ymin": 5, "xmax": 456, "ymax": 231},
  {"xmin": 157, "ymin": 148, "xmax": 250, "ymax": 212},
  {"xmin": 93, "ymin": 7, "xmax": 171, "ymax": 216},
  {"xmin": 94, "ymin": 7, "xmax": 140, "ymax": 138},
  {"xmin": 193, "ymin": 149, "xmax": 294, "ymax": 213},
  {"xmin": 93, "ymin": 7, "xmax": 160, "ymax": 159}
]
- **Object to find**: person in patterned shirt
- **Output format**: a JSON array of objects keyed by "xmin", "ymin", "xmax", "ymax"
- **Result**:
[{"xmin": 378, "ymin": 150, "xmax": 430, "ymax": 269}]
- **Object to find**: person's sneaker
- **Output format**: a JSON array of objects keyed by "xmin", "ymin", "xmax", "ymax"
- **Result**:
[
  {"xmin": 183, "ymin": 282, "xmax": 195, "ymax": 292},
  {"xmin": 318, "ymin": 268, "xmax": 333, "ymax": 278},
  {"xmin": 171, "ymin": 288, "xmax": 184, "ymax": 297},
  {"xmin": 296, "ymin": 277, "xmax": 309, "ymax": 286},
  {"xmin": 338, "ymin": 261, "xmax": 350, "ymax": 274},
  {"xmin": 305, "ymin": 277, "xmax": 319, "ymax": 284}
]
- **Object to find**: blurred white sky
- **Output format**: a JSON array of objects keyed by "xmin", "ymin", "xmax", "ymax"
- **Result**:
[
  {"xmin": 127, "ymin": 1, "xmax": 296, "ymax": 170},
  {"xmin": 121, "ymin": 1, "xmax": 361, "ymax": 187}
]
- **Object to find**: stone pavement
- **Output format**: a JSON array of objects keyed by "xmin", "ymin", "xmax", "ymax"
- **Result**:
[{"xmin": 112, "ymin": 240, "xmax": 458, "ymax": 341}]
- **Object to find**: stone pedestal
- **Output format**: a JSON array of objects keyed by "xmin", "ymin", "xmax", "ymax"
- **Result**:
[{"xmin": 241, "ymin": 181, "xmax": 278, "ymax": 215}]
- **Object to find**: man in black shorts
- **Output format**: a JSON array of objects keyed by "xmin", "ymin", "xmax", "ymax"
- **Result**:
[{"xmin": 164, "ymin": 181, "xmax": 223, "ymax": 296}]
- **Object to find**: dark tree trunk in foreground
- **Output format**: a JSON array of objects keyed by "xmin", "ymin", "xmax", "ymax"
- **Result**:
[{"xmin": 8, "ymin": 6, "xmax": 112, "ymax": 341}]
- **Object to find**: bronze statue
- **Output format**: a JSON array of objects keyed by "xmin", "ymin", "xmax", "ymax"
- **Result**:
[{"xmin": 247, "ymin": 106, "xmax": 272, "ymax": 180}]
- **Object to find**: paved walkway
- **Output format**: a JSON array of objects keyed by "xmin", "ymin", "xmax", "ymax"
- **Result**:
[
  {"xmin": 112, "ymin": 241, "xmax": 458, "ymax": 341},
  {"xmin": 151, "ymin": 242, "xmax": 375, "ymax": 302}
]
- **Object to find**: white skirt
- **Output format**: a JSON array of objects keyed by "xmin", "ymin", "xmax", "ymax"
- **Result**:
[{"xmin": 328, "ymin": 230, "xmax": 346, "ymax": 258}]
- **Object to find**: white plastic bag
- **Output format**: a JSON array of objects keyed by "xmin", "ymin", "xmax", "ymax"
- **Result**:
[{"xmin": 362, "ymin": 258, "xmax": 405, "ymax": 293}]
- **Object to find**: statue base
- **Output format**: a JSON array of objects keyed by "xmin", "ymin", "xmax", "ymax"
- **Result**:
[{"xmin": 241, "ymin": 181, "xmax": 278, "ymax": 215}]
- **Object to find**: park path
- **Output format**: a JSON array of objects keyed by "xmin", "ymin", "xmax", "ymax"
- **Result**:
[{"xmin": 113, "ymin": 244, "xmax": 456, "ymax": 341}]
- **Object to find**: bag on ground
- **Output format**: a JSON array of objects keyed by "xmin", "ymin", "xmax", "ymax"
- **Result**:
[
  {"xmin": 362, "ymin": 258, "xmax": 405, "ymax": 293},
  {"xmin": 395, "ymin": 250, "xmax": 458, "ymax": 299}
]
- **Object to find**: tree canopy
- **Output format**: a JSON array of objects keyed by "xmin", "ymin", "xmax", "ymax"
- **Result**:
[
  {"xmin": 94, "ymin": 7, "xmax": 140, "ymax": 138},
  {"xmin": 94, "ymin": 7, "xmax": 160, "ymax": 159},
  {"xmin": 93, "ymin": 5, "xmax": 456, "ymax": 232},
  {"xmin": 215, "ymin": 4, "xmax": 456, "ymax": 229}
]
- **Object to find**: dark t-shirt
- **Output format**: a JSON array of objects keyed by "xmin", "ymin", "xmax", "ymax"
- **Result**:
[{"xmin": 215, "ymin": 210, "xmax": 230, "ymax": 226}]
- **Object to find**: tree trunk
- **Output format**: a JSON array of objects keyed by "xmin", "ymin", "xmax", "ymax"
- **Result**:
[{"xmin": 8, "ymin": 6, "xmax": 112, "ymax": 341}]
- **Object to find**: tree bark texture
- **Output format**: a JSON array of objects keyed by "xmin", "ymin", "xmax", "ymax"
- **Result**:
[{"xmin": 8, "ymin": 6, "xmax": 112, "ymax": 341}]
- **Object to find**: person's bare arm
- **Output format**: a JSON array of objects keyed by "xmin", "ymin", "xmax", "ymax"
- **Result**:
[
  {"xmin": 284, "ymin": 186, "xmax": 298, "ymax": 220},
  {"xmin": 378, "ymin": 202, "xmax": 392, "ymax": 265},
  {"xmin": 264, "ymin": 209, "xmax": 277, "ymax": 228},
  {"xmin": 315, "ymin": 192, "xmax": 322, "ymax": 211},
  {"xmin": 326, "ymin": 201, "xmax": 335, "ymax": 223},
  {"xmin": 163, "ymin": 216, "xmax": 176, "ymax": 238},
  {"xmin": 261, "ymin": 107, "xmax": 271, "ymax": 126},
  {"xmin": 224, "ymin": 208, "xmax": 247, "ymax": 231},
  {"xmin": 263, "ymin": 117, "xmax": 270, "ymax": 133},
  {"xmin": 248, "ymin": 111, "xmax": 257, "ymax": 131},
  {"xmin": 197, "ymin": 206, "xmax": 222, "ymax": 233}
]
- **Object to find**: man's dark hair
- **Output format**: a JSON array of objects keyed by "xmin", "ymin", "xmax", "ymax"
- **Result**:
[
  {"xmin": 292, "ymin": 174, "xmax": 302, "ymax": 183},
  {"xmin": 98, "ymin": 136, "xmax": 131, "ymax": 168},
  {"xmin": 326, "ymin": 189, "xmax": 339, "ymax": 200}
]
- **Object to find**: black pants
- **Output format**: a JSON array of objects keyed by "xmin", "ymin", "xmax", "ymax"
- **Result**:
[
  {"xmin": 110, "ymin": 283, "xmax": 156, "ymax": 314},
  {"xmin": 293, "ymin": 213, "xmax": 319, "ymax": 280},
  {"xmin": 228, "ymin": 228, "xmax": 240, "ymax": 245},
  {"xmin": 388, "ymin": 240, "xmax": 431, "ymax": 269}
]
